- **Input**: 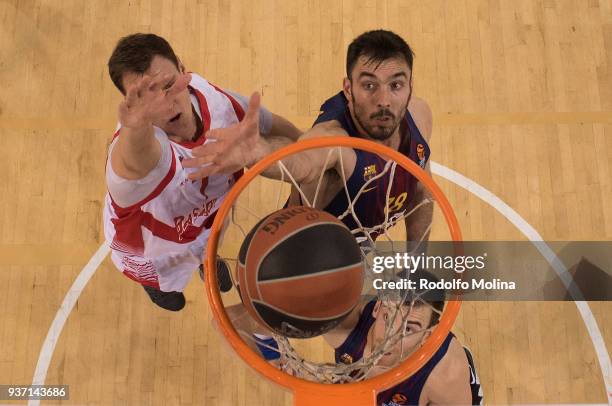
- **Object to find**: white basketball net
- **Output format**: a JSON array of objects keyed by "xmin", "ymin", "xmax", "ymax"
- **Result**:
[{"xmin": 220, "ymin": 146, "xmax": 443, "ymax": 384}]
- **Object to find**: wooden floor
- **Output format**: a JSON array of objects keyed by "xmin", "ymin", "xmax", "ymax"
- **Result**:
[{"xmin": 1, "ymin": 0, "xmax": 611, "ymax": 404}]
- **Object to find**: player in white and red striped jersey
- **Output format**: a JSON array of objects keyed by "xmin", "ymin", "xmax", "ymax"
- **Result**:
[{"xmin": 103, "ymin": 33, "xmax": 300, "ymax": 311}]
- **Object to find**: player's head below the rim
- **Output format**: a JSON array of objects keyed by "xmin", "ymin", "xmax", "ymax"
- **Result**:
[
  {"xmin": 319, "ymin": 269, "xmax": 482, "ymax": 405},
  {"xmin": 227, "ymin": 269, "xmax": 482, "ymax": 405},
  {"xmin": 325, "ymin": 268, "xmax": 446, "ymax": 370}
]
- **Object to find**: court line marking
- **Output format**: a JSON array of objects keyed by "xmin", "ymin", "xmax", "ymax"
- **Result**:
[
  {"xmin": 28, "ymin": 242, "xmax": 110, "ymax": 406},
  {"xmin": 29, "ymin": 163, "xmax": 611, "ymax": 405},
  {"xmin": 431, "ymin": 162, "xmax": 612, "ymax": 406}
]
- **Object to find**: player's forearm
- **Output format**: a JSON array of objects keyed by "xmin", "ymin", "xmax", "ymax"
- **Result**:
[
  {"xmin": 260, "ymin": 121, "xmax": 348, "ymax": 182},
  {"xmin": 257, "ymin": 122, "xmax": 341, "ymax": 183},
  {"xmin": 258, "ymin": 142, "xmax": 321, "ymax": 183},
  {"xmin": 264, "ymin": 113, "xmax": 302, "ymax": 141},
  {"xmin": 113, "ymin": 123, "xmax": 161, "ymax": 179},
  {"xmin": 405, "ymin": 187, "xmax": 433, "ymax": 251},
  {"xmin": 243, "ymin": 113, "xmax": 303, "ymax": 175}
]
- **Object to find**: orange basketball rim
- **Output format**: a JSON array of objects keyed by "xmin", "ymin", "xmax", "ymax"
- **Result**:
[{"xmin": 206, "ymin": 136, "xmax": 463, "ymax": 406}]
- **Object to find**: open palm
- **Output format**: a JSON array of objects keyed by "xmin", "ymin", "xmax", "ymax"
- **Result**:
[{"xmin": 183, "ymin": 92, "xmax": 263, "ymax": 179}]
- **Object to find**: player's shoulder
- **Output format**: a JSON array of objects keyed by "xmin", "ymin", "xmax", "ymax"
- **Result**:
[
  {"xmin": 319, "ymin": 91, "xmax": 347, "ymax": 110},
  {"xmin": 188, "ymin": 72, "xmax": 209, "ymax": 89},
  {"xmin": 417, "ymin": 335, "xmax": 473, "ymax": 404},
  {"xmin": 188, "ymin": 72, "xmax": 226, "ymax": 98},
  {"xmin": 188, "ymin": 73, "xmax": 243, "ymax": 115},
  {"xmin": 314, "ymin": 91, "xmax": 349, "ymax": 127},
  {"xmin": 444, "ymin": 336, "xmax": 471, "ymax": 371},
  {"xmin": 424, "ymin": 336, "xmax": 470, "ymax": 394},
  {"xmin": 408, "ymin": 96, "xmax": 432, "ymax": 119},
  {"xmin": 407, "ymin": 96, "xmax": 433, "ymax": 141},
  {"xmin": 311, "ymin": 119, "xmax": 346, "ymax": 132}
]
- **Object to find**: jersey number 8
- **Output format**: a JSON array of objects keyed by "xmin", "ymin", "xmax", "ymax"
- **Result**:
[{"xmin": 386, "ymin": 192, "xmax": 408, "ymax": 213}]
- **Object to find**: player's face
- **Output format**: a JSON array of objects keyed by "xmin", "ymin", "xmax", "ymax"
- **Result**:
[
  {"xmin": 369, "ymin": 301, "xmax": 433, "ymax": 368},
  {"xmin": 121, "ymin": 55, "xmax": 193, "ymax": 137},
  {"xmin": 344, "ymin": 56, "xmax": 412, "ymax": 141}
]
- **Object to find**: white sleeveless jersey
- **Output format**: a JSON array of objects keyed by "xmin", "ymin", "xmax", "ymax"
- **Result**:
[{"xmin": 103, "ymin": 74, "xmax": 243, "ymax": 292}]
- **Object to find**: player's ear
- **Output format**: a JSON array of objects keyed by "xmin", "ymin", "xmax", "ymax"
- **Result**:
[
  {"xmin": 372, "ymin": 301, "xmax": 381, "ymax": 317},
  {"xmin": 342, "ymin": 77, "xmax": 352, "ymax": 100},
  {"xmin": 177, "ymin": 58, "xmax": 186, "ymax": 73},
  {"xmin": 407, "ymin": 74, "xmax": 414, "ymax": 105}
]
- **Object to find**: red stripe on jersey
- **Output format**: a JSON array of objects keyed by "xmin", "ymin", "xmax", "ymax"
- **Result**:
[
  {"xmin": 199, "ymin": 177, "xmax": 209, "ymax": 199},
  {"xmin": 175, "ymin": 86, "xmax": 211, "ymax": 149},
  {"xmin": 140, "ymin": 209, "xmax": 218, "ymax": 243},
  {"xmin": 122, "ymin": 269, "xmax": 160, "ymax": 289},
  {"xmin": 110, "ymin": 150, "xmax": 177, "ymax": 211},
  {"xmin": 208, "ymin": 85, "xmax": 246, "ymax": 181},
  {"xmin": 109, "ymin": 151, "xmax": 177, "ymax": 254},
  {"xmin": 110, "ymin": 208, "xmax": 145, "ymax": 256},
  {"xmin": 193, "ymin": 86, "xmax": 212, "ymax": 132},
  {"xmin": 209, "ymin": 83, "xmax": 246, "ymax": 121},
  {"xmin": 112, "ymin": 206, "xmax": 219, "ymax": 253}
]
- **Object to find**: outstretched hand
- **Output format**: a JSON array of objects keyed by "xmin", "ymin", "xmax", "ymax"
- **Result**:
[
  {"xmin": 183, "ymin": 92, "xmax": 264, "ymax": 179},
  {"xmin": 118, "ymin": 70, "xmax": 191, "ymax": 129}
]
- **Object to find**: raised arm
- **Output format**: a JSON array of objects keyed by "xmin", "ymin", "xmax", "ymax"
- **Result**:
[
  {"xmin": 183, "ymin": 94, "xmax": 355, "ymax": 183},
  {"xmin": 261, "ymin": 120, "xmax": 356, "ymax": 183},
  {"xmin": 405, "ymin": 162, "xmax": 434, "ymax": 246},
  {"xmin": 111, "ymin": 71, "xmax": 190, "ymax": 180},
  {"xmin": 224, "ymin": 89, "xmax": 302, "ymax": 144}
]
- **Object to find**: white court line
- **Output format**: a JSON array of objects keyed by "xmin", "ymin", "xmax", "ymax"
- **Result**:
[
  {"xmin": 431, "ymin": 162, "xmax": 612, "ymax": 406},
  {"xmin": 28, "ymin": 242, "xmax": 110, "ymax": 406},
  {"xmin": 29, "ymin": 163, "xmax": 611, "ymax": 405}
]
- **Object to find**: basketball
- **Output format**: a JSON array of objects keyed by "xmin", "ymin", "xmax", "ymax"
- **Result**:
[{"xmin": 236, "ymin": 206, "xmax": 364, "ymax": 338}]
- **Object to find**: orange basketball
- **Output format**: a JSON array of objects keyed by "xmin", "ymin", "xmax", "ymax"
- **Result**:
[{"xmin": 236, "ymin": 206, "xmax": 364, "ymax": 338}]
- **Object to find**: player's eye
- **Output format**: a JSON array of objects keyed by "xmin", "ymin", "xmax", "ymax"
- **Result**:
[
  {"xmin": 362, "ymin": 82, "xmax": 376, "ymax": 91},
  {"xmin": 163, "ymin": 79, "xmax": 176, "ymax": 91},
  {"xmin": 391, "ymin": 81, "xmax": 403, "ymax": 90}
]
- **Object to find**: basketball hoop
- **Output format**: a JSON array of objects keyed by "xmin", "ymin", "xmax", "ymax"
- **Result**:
[{"xmin": 206, "ymin": 136, "xmax": 462, "ymax": 405}]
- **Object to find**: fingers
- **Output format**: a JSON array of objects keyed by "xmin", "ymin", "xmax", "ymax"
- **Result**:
[
  {"xmin": 198, "ymin": 127, "xmax": 236, "ymax": 144},
  {"xmin": 203, "ymin": 129, "xmax": 220, "ymax": 141},
  {"xmin": 124, "ymin": 83, "xmax": 139, "ymax": 108},
  {"xmin": 191, "ymin": 141, "xmax": 218, "ymax": 157},
  {"xmin": 167, "ymin": 72, "xmax": 191, "ymax": 96},
  {"xmin": 124, "ymin": 73, "xmax": 158, "ymax": 107},
  {"xmin": 182, "ymin": 157, "xmax": 213, "ymax": 170},
  {"xmin": 244, "ymin": 92, "xmax": 261, "ymax": 123},
  {"xmin": 186, "ymin": 164, "xmax": 219, "ymax": 180},
  {"xmin": 182, "ymin": 153, "xmax": 215, "ymax": 169},
  {"xmin": 182, "ymin": 141, "xmax": 221, "ymax": 167},
  {"xmin": 148, "ymin": 73, "xmax": 172, "ymax": 92},
  {"xmin": 125, "ymin": 70, "xmax": 188, "ymax": 106}
]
